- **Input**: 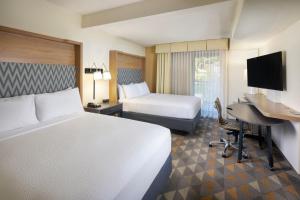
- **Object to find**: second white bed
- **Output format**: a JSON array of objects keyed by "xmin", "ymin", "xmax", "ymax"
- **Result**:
[{"xmin": 122, "ymin": 93, "xmax": 202, "ymax": 119}]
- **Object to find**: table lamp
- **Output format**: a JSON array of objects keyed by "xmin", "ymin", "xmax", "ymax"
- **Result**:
[
  {"xmin": 100, "ymin": 63, "xmax": 112, "ymax": 103},
  {"xmin": 85, "ymin": 62, "xmax": 102, "ymax": 108},
  {"xmin": 85, "ymin": 62, "xmax": 112, "ymax": 107}
]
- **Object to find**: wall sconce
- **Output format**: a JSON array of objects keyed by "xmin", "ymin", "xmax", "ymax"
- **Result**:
[
  {"xmin": 100, "ymin": 63, "xmax": 112, "ymax": 80},
  {"xmin": 84, "ymin": 62, "xmax": 102, "ymax": 74},
  {"xmin": 85, "ymin": 62, "xmax": 111, "ymax": 108}
]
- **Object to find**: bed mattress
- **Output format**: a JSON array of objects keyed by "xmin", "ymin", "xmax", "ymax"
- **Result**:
[
  {"xmin": 122, "ymin": 93, "xmax": 202, "ymax": 119},
  {"xmin": 0, "ymin": 112, "xmax": 171, "ymax": 200}
]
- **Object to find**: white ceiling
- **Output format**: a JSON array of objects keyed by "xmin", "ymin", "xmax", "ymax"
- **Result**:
[
  {"xmin": 232, "ymin": 0, "xmax": 300, "ymax": 47},
  {"xmin": 96, "ymin": 1, "xmax": 236, "ymax": 46},
  {"xmin": 47, "ymin": 0, "xmax": 143, "ymax": 14},
  {"xmin": 46, "ymin": 0, "xmax": 300, "ymax": 47}
]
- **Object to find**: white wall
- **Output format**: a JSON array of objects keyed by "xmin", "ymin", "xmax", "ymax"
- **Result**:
[
  {"xmin": 0, "ymin": 0, "xmax": 145, "ymax": 105},
  {"xmin": 229, "ymin": 20, "xmax": 300, "ymax": 173},
  {"xmin": 227, "ymin": 49, "xmax": 258, "ymax": 105},
  {"xmin": 259, "ymin": 19, "xmax": 300, "ymax": 173}
]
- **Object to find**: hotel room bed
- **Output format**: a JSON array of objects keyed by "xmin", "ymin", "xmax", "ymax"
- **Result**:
[
  {"xmin": 122, "ymin": 93, "xmax": 202, "ymax": 119},
  {"xmin": 121, "ymin": 91, "xmax": 202, "ymax": 134},
  {"xmin": 0, "ymin": 27, "xmax": 172, "ymax": 200},
  {"xmin": 0, "ymin": 112, "xmax": 171, "ymax": 200},
  {"xmin": 115, "ymin": 67, "xmax": 202, "ymax": 134}
]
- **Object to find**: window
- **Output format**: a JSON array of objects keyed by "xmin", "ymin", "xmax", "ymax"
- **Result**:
[
  {"xmin": 193, "ymin": 50, "xmax": 225, "ymax": 118},
  {"xmin": 171, "ymin": 50, "xmax": 226, "ymax": 118}
]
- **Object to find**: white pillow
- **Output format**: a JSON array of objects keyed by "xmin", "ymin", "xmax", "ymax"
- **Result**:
[
  {"xmin": 0, "ymin": 95, "xmax": 38, "ymax": 132},
  {"xmin": 35, "ymin": 88, "xmax": 83, "ymax": 121},
  {"xmin": 122, "ymin": 84, "xmax": 140, "ymax": 99},
  {"xmin": 118, "ymin": 84, "xmax": 126, "ymax": 101},
  {"xmin": 136, "ymin": 82, "xmax": 150, "ymax": 96},
  {"xmin": 142, "ymin": 82, "xmax": 150, "ymax": 94}
]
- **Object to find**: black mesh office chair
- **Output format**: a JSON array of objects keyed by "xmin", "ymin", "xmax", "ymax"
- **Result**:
[{"xmin": 209, "ymin": 98, "xmax": 248, "ymax": 158}]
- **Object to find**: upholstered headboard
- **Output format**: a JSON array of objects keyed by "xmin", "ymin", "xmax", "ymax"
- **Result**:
[
  {"xmin": 109, "ymin": 50, "xmax": 145, "ymax": 102},
  {"xmin": 117, "ymin": 68, "xmax": 143, "ymax": 85},
  {"xmin": 0, "ymin": 26, "xmax": 82, "ymax": 98},
  {"xmin": 0, "ymin": 62, "xmax": 76, "ymax": 98}
]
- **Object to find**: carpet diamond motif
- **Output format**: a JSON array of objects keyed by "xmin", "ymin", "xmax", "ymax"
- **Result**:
[{"xmin": 158, "ymin": 118, "xmax": 300, "ymax": 200}]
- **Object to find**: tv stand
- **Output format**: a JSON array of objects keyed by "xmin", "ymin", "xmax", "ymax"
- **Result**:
[{"xmin": 245, "ymin": 94, "xmax": 300, "ymax": 122}]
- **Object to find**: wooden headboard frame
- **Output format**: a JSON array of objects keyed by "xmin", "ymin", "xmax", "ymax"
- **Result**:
[
  {"xmin": 109, "ymin": 50, "xmax": 145, "ymax": 103},
  {"xmin": 0, "ymin": 26, "xmax": 83, "ymax": 98}
]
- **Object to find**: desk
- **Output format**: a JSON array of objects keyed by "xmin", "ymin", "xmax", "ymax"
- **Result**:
[
  {"xmin": 227, "ymin": 103, "xmax": 284, "ymax": 170},
  {"xmin": 246, "ymin": 94, "xmax": 300, "ymax": 122}
]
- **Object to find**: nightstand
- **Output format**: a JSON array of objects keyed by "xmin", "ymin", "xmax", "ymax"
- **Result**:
[{"xmin": 84, "ymin": 103, "xmax": 123, "ymax": 117}]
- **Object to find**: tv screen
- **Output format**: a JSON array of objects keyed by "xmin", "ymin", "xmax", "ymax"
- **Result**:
[{"xmin": 247, "ymin": 52, "xmax": 285, "ymax": 91}]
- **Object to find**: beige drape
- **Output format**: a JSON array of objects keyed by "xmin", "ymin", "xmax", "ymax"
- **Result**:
[
  {"xmin": 156, "ymin": 39, "xmax": 229, "ymax": 53},
  {"xmin": 171, "ymin": 52, "xmax": 194, "ymax": 95},
  {"xmin": 156, "ymin": 53, "xmax": 171, "ymax": 93}
]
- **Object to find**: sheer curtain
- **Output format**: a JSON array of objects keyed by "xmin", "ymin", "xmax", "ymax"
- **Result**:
[
  {"xmin": 193, "ymin": 50, "xmax": 227, "ymax": 118},
  {"xmin": 171, "ymin": 50, "xmax": 227, "ymax": 118}
]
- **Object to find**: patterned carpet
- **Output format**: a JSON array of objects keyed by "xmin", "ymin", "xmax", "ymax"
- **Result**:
[{"xmin": 158, "ymin": 118, "xmax": 300, "ymax": 200}]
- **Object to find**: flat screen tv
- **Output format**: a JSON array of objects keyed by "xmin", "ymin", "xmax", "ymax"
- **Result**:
[{"xmin": 247, "ymin": 51, "xmax": 285, "ymax": 91}]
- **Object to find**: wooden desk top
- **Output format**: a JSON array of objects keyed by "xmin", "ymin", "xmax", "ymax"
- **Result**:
[
  {"xmin": 227, "ymin": 103, "xmax": 284, "ymax": 126},
  {"xmin": 245, "ymin": 94, "xmax": 300, "ymax": 122}
]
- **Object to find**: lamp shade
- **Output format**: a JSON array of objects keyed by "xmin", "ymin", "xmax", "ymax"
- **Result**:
[
  {"xmin": 103, "ymin": 71, "xmax": 112, "ymax": 80},
  {"xmin": 93, "ymin": 71, "xmax": 103, "ymax": 80}
]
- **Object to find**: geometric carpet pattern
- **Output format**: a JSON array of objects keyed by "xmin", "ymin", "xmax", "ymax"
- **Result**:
[{"xmin": 158, "ymin": 118, "xmax": 300, "ymax": 200}]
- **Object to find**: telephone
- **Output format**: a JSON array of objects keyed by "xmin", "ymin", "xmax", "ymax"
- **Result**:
[{"xmin": 87, "ymin": 102, "xmax": 101, "ymax": 108}]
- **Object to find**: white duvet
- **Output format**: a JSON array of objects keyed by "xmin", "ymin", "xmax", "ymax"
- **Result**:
[
  {"xmin": 0, "ymin": 112, "xmax": 171, "ymax": 200},
  {"xmin": 122, "ymin": 93, "xmax": 202, "ymax": 119}
]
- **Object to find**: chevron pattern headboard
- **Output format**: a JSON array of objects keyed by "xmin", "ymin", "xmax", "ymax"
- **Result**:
[
  {"xmin": 117, "ymin": 68, "xmax": 143, "ymax": 85},
  {"xmin": 0, "ymin": 62, "xmax": 76, "ymax": 98}
]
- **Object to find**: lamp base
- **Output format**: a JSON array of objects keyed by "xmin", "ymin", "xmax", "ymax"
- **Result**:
[{"xmin": 87, "ymin": 102, "xmax": 101, "ymax": 108}]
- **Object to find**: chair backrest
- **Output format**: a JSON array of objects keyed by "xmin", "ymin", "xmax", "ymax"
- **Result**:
[{"xmin": 214, "ymin": 98, "xmax": 226, "ymax": 125}]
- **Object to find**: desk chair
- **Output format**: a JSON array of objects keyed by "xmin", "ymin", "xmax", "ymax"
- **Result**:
[{"xmin": 209, "ymin": 98, "xmax": 248, "ymax": 158}]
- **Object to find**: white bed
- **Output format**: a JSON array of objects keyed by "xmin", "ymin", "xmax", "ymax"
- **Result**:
[
  {"xmin": 122, "ymin": 93, "xmax": 202, "ymax": 119},
  {"xmin": 0, "ymin": 112, "xmax": 171, "ymax": 200}
]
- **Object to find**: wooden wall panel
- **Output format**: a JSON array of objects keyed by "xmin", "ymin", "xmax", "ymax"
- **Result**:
[
  {"xmin": 109, "ymin": 50, "xmax": 145, "ymax": 103},
  {"xmin": 145, "ymin": 46, "xmax": 157, "ymax": 92},
  {"xmin": 109, "ymin": 51, "xmax": 118, "ymax": 103},
  {"xmin": 117, "ymin": 53, "xmax": 145, "ymax": 70},
  {"xmin": 0, "ymin": 26, "xmax": 83, "ymax": 98},
  {"xmin": 0, "ymin": 31, "xmax": 75, "ymax": 65},
  {"xmin": 75, "ymin": 44, "xmax": 83, "ymax": 97}
]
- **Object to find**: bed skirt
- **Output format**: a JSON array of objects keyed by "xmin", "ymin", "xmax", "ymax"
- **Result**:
[
  {"xmin": 122, "ymin": 110, "xmax": 201, "ymax": 134},
  {"xmin": 142, "ymin": 154, "xmax": 172, "ymax": 200}
]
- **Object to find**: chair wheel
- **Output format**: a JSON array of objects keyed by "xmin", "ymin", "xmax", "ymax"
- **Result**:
[
  {"xmin": 242, "ymin": 153, "xmax": 248, "ymax": 159},
  {"xmin": 209, "ymin": 144, "xmax": 213, "ymax": 147}
]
